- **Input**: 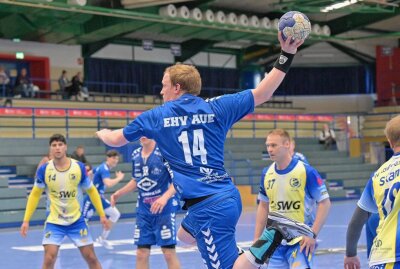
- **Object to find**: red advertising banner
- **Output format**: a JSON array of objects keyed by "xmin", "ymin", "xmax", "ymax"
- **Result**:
[
  {"xmin": 239, "ymin": 114, "xmax": 332, "ymax": 122},
  {"xmin": 242, "ymin": 114, "xmax": 254, "ymax": 120},
  {"xmin": 254, "ymin": 114, "xmax": 275, "ymax": 121},
  {"xmin": 68, "ymin": 109, "xmax": 98, "ymax": 117},
  {"xmin": 0, "ymin": 108, "xmax": 33, "ymax": 116},
  {"xmin": 100, "ymin": 110, "xmax": 127, "ymax": 118},
  {"xmin": 129, "ymin": 111, "xmax": 143, "ymax": 118},
  {"xmin": 276, "ymin": 114, "xmax": 296, "ymax": 121},
  {"xmin": 35, "ymin": 108, "xmax": 66, "ymax": 117},
  {"xmin": 315, "ymin": 115, "xmax": 334, "ymax": 122},
  {"xmin": 296, "ymin": 115, "xmax": 315, "ymax": 121}
]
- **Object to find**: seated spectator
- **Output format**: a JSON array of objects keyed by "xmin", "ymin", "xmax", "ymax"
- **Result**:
[
  {"xmin": 66, "ymin": 72, "xmax": 89, "ymax": 101},
  {"xmin": 70, "ymin": 145, "xmax": 88, "ymax": 164},
  {"xmin": 14, "ymin": 68, "xmax": 38, "ymax": 98},
  {"xmin": 2, "ymin": 98, "xmax": 12, "ymax": 107},
  {"xmin": 0, "ymin": 66, "xmax": 11, "ymax": 97},
  {"xmin": 58, "ymin": 70, "xmax": 71, "ymax": 99},
  {"xmin": 319, "ymin": 123, "xmax": 336, "ymax": 150}
]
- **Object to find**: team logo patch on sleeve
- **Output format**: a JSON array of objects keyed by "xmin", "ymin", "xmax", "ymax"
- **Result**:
[{"xmin": 317, "ymin": 177, "xmax": 323, "ymax": 186}]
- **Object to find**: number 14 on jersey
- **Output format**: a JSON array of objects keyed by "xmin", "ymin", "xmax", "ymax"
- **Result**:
[{"xmin": 178, "ymin": 129, "xmax": 208, "ymax": 165}]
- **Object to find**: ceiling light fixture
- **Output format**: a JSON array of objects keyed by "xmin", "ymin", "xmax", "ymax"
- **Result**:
[{"xmin": 321, "ymin": 0, "xmax": 359, "ymax": 12}]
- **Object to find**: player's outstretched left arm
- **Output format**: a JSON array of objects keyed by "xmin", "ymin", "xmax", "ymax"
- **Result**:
[
  {"xmin": 252, "ymin": 33, "xmax": 303, "ymax": 107},
  {"xmin": 96, "ymin": 128, "xmax": 128, "ymax": 147},
  {"xmin": 86, "ymin": 185, "xmax": 111, "ymax": 230},
  {"xmin": 20, "ymin": 186, "xmax": 44, "ymax": 237}
]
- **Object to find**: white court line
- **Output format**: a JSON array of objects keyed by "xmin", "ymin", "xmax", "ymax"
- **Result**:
[
  {"xmin": 237, "ymin": 223, "xmax": 348, "ymax": 228},
  {"xmin": 12, "ymin": 240, "xmax": 254, "ymax": 254},
  {"xmin": 12, "ymin": 239, "xmax": 360, "ymax": 256},
  {"xmin": 12, "ymin": 239, "xmax": 135, "ymax": 252}
]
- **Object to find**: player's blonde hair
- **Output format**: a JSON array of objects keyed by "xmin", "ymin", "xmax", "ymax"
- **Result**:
[
  {"xmin": 384, "ymin": 115, "xmax": 400, "ymax": 147},
  {"xmin": 267, "ymin": 129, "xmax": 291, "ymax": 143},
  {"xmin": 164, "ymin": 63, "xmax": 202, "ymax": 96}
]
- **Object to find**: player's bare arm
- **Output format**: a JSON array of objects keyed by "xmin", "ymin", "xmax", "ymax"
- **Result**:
[
  {"xmin": 103, "ymin": 171, "xmax": 125, "ymax": 188},
  {"xmin": 96, "ymin": 128, "xmax": 128, "ymax": 147},
  {"xmin": 150, "ymin": 184, "xmax": 176, "ymax": 214},
  {"xmin": 111, "ymin": 179, "xmax": 137, "ymax": 207},
  {"xmin": 252, "ymin": 33, "xmax": 303, "ymax": 107},
  {"xmin": 300, "ymin": 198, "xmax": 331, "ymax": 255},
  {"xmin": 253, "ymin": 200, "xmax": 269, "ymax": 242}
]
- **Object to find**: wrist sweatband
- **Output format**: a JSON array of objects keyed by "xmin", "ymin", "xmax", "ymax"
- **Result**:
[{"xmin": 273, "ymin": 51, "xmax": 295, "ymax": 73}]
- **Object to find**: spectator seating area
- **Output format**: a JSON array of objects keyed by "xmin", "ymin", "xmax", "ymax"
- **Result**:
[
  {"xmin": 0, "ymin": 135, "xmax": 378, "ymax": 227},
  {"xmin": 361, "ymin": 105, "xmax": 400, "ymax": 138}
]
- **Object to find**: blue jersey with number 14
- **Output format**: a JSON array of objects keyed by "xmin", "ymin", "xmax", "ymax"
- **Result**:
[{"xmin": 123, "ymin": 90, "xmax": 254, "ymax": 200}]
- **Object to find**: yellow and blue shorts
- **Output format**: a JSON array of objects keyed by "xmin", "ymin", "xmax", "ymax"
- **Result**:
[
  {"xmin": 42, "ymin": 217, "xmax": 93, "ymax": 247},
  {"xmin": 264, "ymin": 243, "xmax": 314, "ymax": 269},
  {"xmin": 370, "ymin": 263, "xmax": 400, "ymax": 269}
]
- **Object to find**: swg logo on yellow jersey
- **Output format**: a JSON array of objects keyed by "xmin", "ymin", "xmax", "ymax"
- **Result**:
[
  {"xmin": 58, "ymin": 190, "xmax": 76, "ymax": 199},
  {"xmin": 271, "ymin": 200, "xmax": 301, "ymax": 211}
]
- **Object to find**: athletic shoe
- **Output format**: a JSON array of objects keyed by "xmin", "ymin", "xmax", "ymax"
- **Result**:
[
  {"xmin": 96, "ymin": 236, "xmax": 113, "ymax": 250},
  {"xmin": 267, "ymin": 211, "xmax": 315, "ymax": 241}
]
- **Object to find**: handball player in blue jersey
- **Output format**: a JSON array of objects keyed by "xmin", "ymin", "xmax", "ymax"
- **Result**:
[
  {"xmin": 82, "ymin": 150, "xmax": 125, "ymax": 249},
  {"xmin": 111, "ymin": 137, "xmax": 180, "ymax": 269},
  {"xmin": 97, "ymin": 33, "xmax": 310, "ymax": 269},
  {"xmin": 290, "ymin": 138, "xmax": 309, "ymax": 164}
]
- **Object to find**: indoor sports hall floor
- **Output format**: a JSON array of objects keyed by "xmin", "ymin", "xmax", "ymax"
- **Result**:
[{"xmin": 0, "ymin": 200, "xmax": 367, "ymax": 269}]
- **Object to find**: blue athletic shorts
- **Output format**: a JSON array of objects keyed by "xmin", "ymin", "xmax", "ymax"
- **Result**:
[
  {"xmin": 264, "ymin": 242, "xmax": 314, "ymax": 269},
  {"xmin": 82, "ymin": 196, "xmax": 111, "ymax": 220},
  {"xmin": 134, "ymin": 212, "xmax": 177, "ymax": 247},
  {"xmin": 42, "ymin": 217, "xmax": 93, "ymax": 247},
  {"xmin": 181, "ymin": 188, "xmax": 242, "ymax": 269}
]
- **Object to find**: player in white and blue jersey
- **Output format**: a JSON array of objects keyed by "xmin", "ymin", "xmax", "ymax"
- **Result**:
[
  {"xmin": 82, "ymin": 150, "xmax": 125, "ymax": 249},
  {"xmin": 97, "ymin": 33, "xmax": 306, "ymax": 269},
  {"xmin": 20, "ymin": 134, "xmax": 109, "ymax": 269},
  {"xmin": 345, "ymin": 115, "xmax": 400, "ymax": 269},
  {"xmin": 111, "ymin": 137, "xmax": 180, "ymax": 269}
]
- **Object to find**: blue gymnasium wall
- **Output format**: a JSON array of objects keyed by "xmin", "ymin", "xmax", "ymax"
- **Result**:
[
  {"xmin": 276, "ymin": 65, "xmax": 375, "ymax": 95},
  {"xmin": 85, "ymin": 58, "xmax": 241, "ymax": 95},
  {"xmin": 86, "ymin": 57, "xmax": 374, "ymax": 96}
]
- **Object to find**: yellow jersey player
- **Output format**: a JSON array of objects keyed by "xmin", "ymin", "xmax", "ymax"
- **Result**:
[
  {"xmin": 345, "ymin": 115, "xmax": 400, "ymax": 269},
  {"xmin": 255, "ymin": 129, "xmax": 331, "ymax": 269},
  {"xmin": 20, "ymin": 134, "xmax": 110, "ymax": 269}
]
